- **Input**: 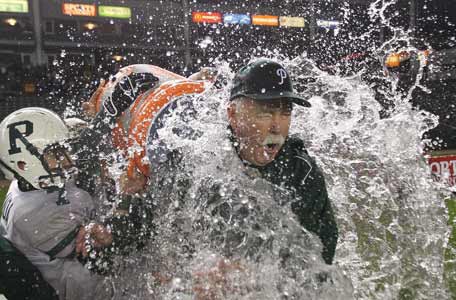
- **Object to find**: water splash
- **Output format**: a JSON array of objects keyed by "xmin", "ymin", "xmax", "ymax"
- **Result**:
[
  {"xmin": 289, "ymin": 55, "xmax": 450, "ymax": 299},
  {"xmin": 91, "ymin": 1, "xmax": 453, "ymax": 298},
  {"xmin": 97, "ymin": 49, "xmax": 453, "ymax": 299}
]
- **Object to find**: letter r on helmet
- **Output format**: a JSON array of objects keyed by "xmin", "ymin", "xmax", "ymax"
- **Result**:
[{"xmin": 7, "ymin": 121, "xmax": 33, "ymax": 155}]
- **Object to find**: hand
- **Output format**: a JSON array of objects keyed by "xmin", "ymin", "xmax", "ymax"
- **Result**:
[
  {"xmin": 82, "ymin": 79, "xmax": 106, "ymax": 119},
  {"xmin": 75, "ymin": 223, "xmax": 113, "ymax": 257},
  {"xmin": 188, "ymin": 67, "xmax": 218, "ymax": 82},
  {"xmin": 192, "ymin": 259, "xmax": 247, "ymax": 300},
  {"xmin": 104, "ymin": 72, "xmax": 159, "ymax": 117},
  {"xmin": 120, "ymin": 169, "xmax": 147, "ymax": 195}
]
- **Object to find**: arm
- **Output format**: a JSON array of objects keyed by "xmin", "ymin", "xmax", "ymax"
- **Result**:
[
  {"xmin": 71, "ymin": 109, "xmax": 117, "ymax": 194},
  {"xmin": 71, "ymin": 195, "xmax": 153, "ymax": 275},
  {"xmin": 73, "ymin": 71, "xmax": 156, "ymax": 194},
  {"xmin": 97, "ymin": 150, "xmax": 187, "ymax": 259},
  {"xmin": 188, "ymin": 67, "xmax": 218, "ymax": 82}
]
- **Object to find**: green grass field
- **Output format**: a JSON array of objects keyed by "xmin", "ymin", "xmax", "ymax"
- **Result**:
[
  {"xmin": 445, "ymin": 198, "xmax": 456, "ymax": 299},
  {"xmin": 0, "ymin": 187, "xmax": 7, "ymax": 211}
]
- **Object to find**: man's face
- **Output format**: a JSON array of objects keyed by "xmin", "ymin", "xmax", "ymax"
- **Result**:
[
  {"xmin": 228, "ymin": 98, "xmax": 292, "ymax": 166},
  {"xmin": 37, "ymin": 145, "xmax": 76, "ymax": 188},
  {"xmin": 42, "ymin": 146, "xmax": 75, "ymax": 173}
]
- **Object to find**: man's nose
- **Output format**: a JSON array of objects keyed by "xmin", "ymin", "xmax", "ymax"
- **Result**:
[
  {"xmin": 61, "ymin": 156, "xmax": 73, "ymax": 169},
  {"xmin": 270, "ymin": 113, "xmax": 281, "ymax": 133}
]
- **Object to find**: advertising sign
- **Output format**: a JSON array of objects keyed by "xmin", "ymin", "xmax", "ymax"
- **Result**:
[
  {"xmin": 99, "ymin": 6, "xmax": 131, "ymax": 19},
  {"xmin": 428, "ymin": 154, "xmax": 456, "ymax": 186},
  {"xmin": 279, "ymin": 16, "xmax": 305, "ymax": 28},
  {"xmin": 62, "ymin": 3, "xmax": 96, "ymax": 17},
  {"xmin": 192, "ymin": 12, "xmax": 222, "ymax": 24},
  {"xmin": 0, "ymin": 0, "xmax": 28, "ymax": 13},
  {"xmin": 317, "ymin": 19, "xmax": 340, "ymax": 29},
  {"xmin": 251, "ymin": 15, "xmax": 279, "ymax": 26},
  {"xmin": 223, "ymin": 13, "xmax": 250, "ymax": 25}
]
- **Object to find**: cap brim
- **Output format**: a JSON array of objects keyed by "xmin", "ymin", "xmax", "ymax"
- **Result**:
[{"xmin": 241, "ymin": 91, "xmax": 311, "ymax": 107}]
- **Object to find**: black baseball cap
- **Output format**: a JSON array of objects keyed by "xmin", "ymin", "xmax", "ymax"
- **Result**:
[{"xmin": 229, "ymin": 59, "xmax": 311, "ymax": 107}]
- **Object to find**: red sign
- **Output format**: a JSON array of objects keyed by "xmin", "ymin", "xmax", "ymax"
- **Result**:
[
  {"xmin": 192, "ymin": 12, "xmax": 222, "ymax": 24},
  {"xmin": 62, "ymin": 3, "xmax": 96, "ymax": 16},
  {"xmin": 427, "ymin": 154, "xmax": 456, "ymax": 186}
]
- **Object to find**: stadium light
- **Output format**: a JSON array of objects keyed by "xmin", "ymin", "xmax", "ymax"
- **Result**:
[
  {"xmin": 84, "ymin": 22, "xmax": 98, "ymax": 30},
  {"xmin": 5, "ymin": 18, "xmax": 17, "ymax": 26}
]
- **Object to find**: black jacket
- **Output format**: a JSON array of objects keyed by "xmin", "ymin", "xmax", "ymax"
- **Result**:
[{"xmin": 256, "ymin": 136, "xmax": 338, "ymax": 264}]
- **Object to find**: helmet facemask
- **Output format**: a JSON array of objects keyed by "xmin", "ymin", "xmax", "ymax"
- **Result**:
[{"xmin": 38, "ymin": 141, "xmax": 78, "ymax": 190}]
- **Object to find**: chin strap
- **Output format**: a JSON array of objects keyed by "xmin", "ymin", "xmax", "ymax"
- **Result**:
[
  {"xmin": 48, "ymin": 186, "xmax": 70, "ymax": 206},
  {"xmin": 0, "ymin": 157, "xmax": 18, "ymax": 178},
  {"xmin": 0, "ymin": 157, "xmax": 34, "ymax": 189}
]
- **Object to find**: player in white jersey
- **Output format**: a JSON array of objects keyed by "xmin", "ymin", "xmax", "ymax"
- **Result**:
[{"xmin": 0, "ymin": 108, "xmax": 113, "ymax": 300}]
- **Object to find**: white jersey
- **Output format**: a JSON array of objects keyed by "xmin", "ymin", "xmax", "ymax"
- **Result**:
[{"xmin": 0, "ymin": 179, "xmax": 108, "ymax": 300}]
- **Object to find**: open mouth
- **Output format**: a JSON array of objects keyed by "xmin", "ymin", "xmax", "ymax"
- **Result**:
[{"xmin": 264, "ymin": 143, "xmax": 280, "ymax": 154}]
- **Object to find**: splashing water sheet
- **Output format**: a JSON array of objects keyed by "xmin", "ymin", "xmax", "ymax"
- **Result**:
[
  {"xmin": 69, "ymin": 1, "xmax": 454, "ymax": 299},
  {"xmin": 98, "ymin": 54, "xmax": 450, "ymax": 299},
  {"xmin": 291, "ymin": 56, "xmax": 450, "ymax": 299}
]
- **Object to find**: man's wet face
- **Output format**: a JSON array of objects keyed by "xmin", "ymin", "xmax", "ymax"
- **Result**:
[
  {"xmin": 229, "ymin": 98, "xmax": 292, "ymax": 166},
  {"xmin": 43, "ymin": 146, "xmax": 74, "ymax": 172}
]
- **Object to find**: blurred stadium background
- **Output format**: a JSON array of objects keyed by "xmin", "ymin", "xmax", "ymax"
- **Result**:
[{"xmin": 0, "ymin": 0, "xmax": 454, "ymax": 120}]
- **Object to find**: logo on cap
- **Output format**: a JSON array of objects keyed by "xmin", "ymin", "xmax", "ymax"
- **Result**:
[{"xmin": 276, "ymin": 68, "xmax": 287, "ymax": 85}]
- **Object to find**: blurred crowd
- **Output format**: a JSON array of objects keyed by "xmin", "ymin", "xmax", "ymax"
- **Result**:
[
  {"xmin": 0, "ymin": 62, "xmax": 99, "ymax": 118},
  {"xmin": 0, "ymin": 52, "xmax": 188, "ymax": 120}
]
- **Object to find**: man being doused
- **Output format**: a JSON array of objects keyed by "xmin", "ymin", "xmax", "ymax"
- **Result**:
[
  {"xmin": 135, "ymin": 59, "xmax": 341, "ymax": 299},
  {"xmin": 225, "ymin": 59, "xmax": 338, "ymax": 265}
]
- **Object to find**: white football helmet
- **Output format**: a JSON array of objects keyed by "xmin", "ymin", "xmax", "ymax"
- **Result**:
[
  {"xmin": 64, "ymin": 117, "xmax": 88, "ymax": 139},
  {"xmin": 0, "ymin": 107, "xmax": 74, "ymax": 190}
]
